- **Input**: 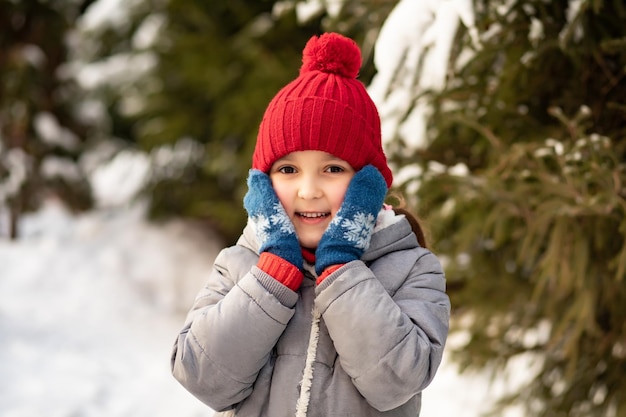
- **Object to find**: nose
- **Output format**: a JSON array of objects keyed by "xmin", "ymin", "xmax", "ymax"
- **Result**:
[{"xmin": 297, "ymin": 174, "xmax": 322, "ymax": 200}]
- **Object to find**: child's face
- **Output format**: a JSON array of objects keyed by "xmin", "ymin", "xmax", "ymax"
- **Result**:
[{"xmin": 269, "ymin": 150, "xmax": 355, "ymax": 250}]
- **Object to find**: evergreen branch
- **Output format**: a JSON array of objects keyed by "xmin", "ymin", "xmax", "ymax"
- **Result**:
[{"xmin": 447, "ymin": 113, "xmax": 502, "ymax": 150}]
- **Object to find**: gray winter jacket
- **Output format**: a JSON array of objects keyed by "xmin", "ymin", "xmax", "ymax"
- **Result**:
[{"xmin": 171, "ymin": 212, "xmax": 450, "ymax": 417}]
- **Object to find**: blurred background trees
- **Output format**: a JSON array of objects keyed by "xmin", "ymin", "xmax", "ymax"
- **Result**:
[
  {"xmin": 388, "ymin": 1, "xmax": 626, "ymax": 416},
  {"xmin": 0, "ymin": 0, "xmax": 94, "ymax": 239},
  {"xmin": 1, "ymin": 0, "xmax": 625, "ymax": 416}
]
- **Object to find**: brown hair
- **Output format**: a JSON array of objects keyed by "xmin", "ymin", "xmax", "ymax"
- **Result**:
[{"xmin": 387, "ymin": 192, "xmax": 429, "ymax": 248}]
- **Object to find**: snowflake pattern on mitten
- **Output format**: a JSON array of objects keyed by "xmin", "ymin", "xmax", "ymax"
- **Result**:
[
  {"xmin": 253, "ymin": 202, "xmax": 297, "ymax": 246},
  {"xmin": 330, "ymin": 212, "xmax": 377, "ymax": 250},
  {"xmin": 244, "ymin": 169, "xmax": 303, "ymax": 269},
  {"xmin": 253, "ymin": 215, "xmax": 271, "ymax": 245}
]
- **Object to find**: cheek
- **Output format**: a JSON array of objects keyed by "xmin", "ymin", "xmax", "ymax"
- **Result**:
[
  {"xmin": 329, "ymin": 184, "xmax": 350, "ymax": 212},
  {"xmin": 272, "ymin": 185, "xmax": 294, "ymax": 211}
]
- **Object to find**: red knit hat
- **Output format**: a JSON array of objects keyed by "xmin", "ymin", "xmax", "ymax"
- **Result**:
[{"xmin": 252, "ymin": 32, "xmax": 393, "ymax": 188}]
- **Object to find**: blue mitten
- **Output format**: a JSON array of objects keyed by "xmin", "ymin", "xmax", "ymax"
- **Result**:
[
  {"xmin": 315, "ymin": 165, "xmax": 388, "ymax": 275},
  {"xmin": 243, "ymin": 169, "xmax": 303, "ymax": 269}
]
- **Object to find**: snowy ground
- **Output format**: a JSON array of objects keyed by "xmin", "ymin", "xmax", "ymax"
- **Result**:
[
  {"xmin": 0, "ymin": 198, "xmax": 522, "ymax": 417},
  {"xmin": 0, "ymin": 200, "xmax": 217, "ymax": 417}
]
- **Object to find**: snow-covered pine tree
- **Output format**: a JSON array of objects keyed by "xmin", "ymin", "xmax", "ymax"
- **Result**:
[{"xmin": 389, "ymin": 0, "xmax": 626, "ymax": 415}]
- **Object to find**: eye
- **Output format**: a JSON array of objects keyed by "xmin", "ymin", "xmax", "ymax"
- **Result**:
[
  {"xmin": 277, "ymin": 165, "xmax": 297, "ymax": 174},
  {"xmin": 325, "ymin": 165, "xmax": 346, "ymax": 173}
]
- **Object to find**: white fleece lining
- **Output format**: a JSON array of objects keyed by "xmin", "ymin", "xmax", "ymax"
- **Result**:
[
  {"xmin": 295, "ymin": 307, "xmax": 321, "ymax": 417},
  {"xmin": 374, "ymin": 207, "xmax": 404, "ymax": 232}
]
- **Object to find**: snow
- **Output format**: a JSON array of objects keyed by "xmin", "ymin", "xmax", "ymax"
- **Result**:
[
  {"xmin": 0, "ymin": 198, "xmax": 220, "ymax": 417},
  {"xmin": 369, "ymin": 0, "xmax": 479, "ymax": 155},
  {"xmin": 132, "ymin": 14, "xmax": 166, "ymax": 50},
  {"xmin": 40, "ymin": 156, "xmax": 83, "ymax": 182},
  {"xmin": 0, "ymin": 147, "xmax": 29, "ymax": 204},
  {"xmin": 34, "ymin": 112, "xmax": 80, "ymax": 151},
  {"xmin": 79, "ymin": 0, "xmax": 132, "ymax": 32},
  {"xmin": 562, "ymin": 0, "xmax": 585, "ymax": 43},
  {"xmin": 89, "ymin": 150, "xmax": 151, "ymax": 208},
  {"xmin": 72, "ymin": 52, "xmax": 157, "ymax": 91}
]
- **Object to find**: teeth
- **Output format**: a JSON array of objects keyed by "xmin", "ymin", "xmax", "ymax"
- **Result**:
[{"xmin": 299, "ymin": 212, "xmax": 327, "ymax": 218}]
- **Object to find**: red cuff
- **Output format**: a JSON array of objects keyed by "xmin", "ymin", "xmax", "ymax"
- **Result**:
[
  {"xmin": 316, "ymin": 264, "xmax": 345, "ymax": 285},
  {"xmin": 258, "ymin": 252, "xmax": 303, "ymax": 291}
]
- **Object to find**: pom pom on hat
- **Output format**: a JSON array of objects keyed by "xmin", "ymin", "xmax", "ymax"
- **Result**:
[
  {"xmin": 300, "ymin": 32, "xmax": 361, "ymax": 78},
  {"xmin": 253, "ymin": 32, "xmax": 393, "ymax": 188}
]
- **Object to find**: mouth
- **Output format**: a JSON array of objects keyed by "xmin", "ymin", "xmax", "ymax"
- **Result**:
[{"xmin": 297, "ymin": 212, "xmax": 330, "ymax": 219}]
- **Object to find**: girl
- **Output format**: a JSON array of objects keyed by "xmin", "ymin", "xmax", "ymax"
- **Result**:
[{"xmin": 171, "ymin": 32, "xmax": 450, "ymax": 417}]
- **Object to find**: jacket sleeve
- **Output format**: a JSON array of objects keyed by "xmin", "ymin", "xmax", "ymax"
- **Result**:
[
  {"xmin": 314, "ymin": 247, "xmax": 450, "ymax": 412},
  {"xmin": 170, "ymin": 245, "xmax": 297, "ymax": 411}
]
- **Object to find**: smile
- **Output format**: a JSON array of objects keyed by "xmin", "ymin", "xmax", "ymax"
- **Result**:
[{"xmin": 297, "ymin": 212, "xmax": 330, "ymax": 219}]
